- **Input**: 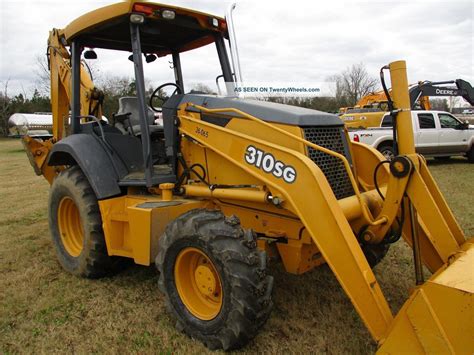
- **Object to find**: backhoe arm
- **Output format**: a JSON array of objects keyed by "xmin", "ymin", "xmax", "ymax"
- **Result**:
[
  {"xmin": 351, "ymin": 78, "xmax": 474, "ymax": 110},
  {"xmin": 48, "ymin": 28, "xmax": 103, "ymax": 141},
  {"xmin": 409, "ymin": 78, "xmax": 474, "ymax": 110},
  {"xmin": 23, "ymin": 29, "xmax": 104, "ymax": 183}
]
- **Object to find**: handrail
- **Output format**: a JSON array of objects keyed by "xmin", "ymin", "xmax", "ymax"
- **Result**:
[{"xmin": 184, "ymin": 103, "xmax": 388, "ymax": 226}]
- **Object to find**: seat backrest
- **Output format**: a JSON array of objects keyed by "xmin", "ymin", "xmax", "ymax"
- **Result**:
[{"xmin": 117, "ymin": 96, "xmax": 155, "ymax": 126}]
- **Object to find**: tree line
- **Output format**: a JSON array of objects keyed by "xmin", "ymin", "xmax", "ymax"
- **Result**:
[{"xmin": 4, "ymin": 62, "xmax": 453, "ymax": 136}]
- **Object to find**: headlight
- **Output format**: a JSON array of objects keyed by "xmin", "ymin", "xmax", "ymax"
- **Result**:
[
  {"xmin": 162, "ymin": 10, "xmax": 175, "ymax": 20},
  {"xmin": 130, "ymin": 14, "xmax": 145, "ymax": 24}
]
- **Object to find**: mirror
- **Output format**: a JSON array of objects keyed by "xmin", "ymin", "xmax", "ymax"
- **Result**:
[
  {"xmin": 457, "ymin": 121, "xmax": 469, "ymax": 130},
  {"xmin": 84, "ymin": 49, "xmax": 97, "ymax": 59},
  {"xmin": 145, "ymin": 54, "xmax": 157, "ymax": 63}
]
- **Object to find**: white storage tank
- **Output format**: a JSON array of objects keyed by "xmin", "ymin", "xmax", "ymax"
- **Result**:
[
  {"xmin": 8, "ymin": 113, "xmax": 109, "ymax": 138},
  {"xmin": 8, "ymin": 112, "xmax": 53, "ymax": 138}
]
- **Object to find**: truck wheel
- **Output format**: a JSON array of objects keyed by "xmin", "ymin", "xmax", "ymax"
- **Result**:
[
  {"xmin": 434, "ymin": 156, "xmax": 451, "ymax": 161},
  {"xmin": 467, "ymin": 146, "xmax": 474, "ymax": 163},
  {"xmin": 156, "ymin": 209, "xmax": 273, "ymax": 351},
  {"xmin": 378, "ymin": 144, "xmax": 395, "ymax": 161},
  {"xmin": 49, "ymin": 166, "xmax": 122, "ymax": 278}
]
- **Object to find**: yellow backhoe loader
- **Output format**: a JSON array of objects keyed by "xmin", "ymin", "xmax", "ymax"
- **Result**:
[{"xmin": 23, "ymin": 1, "xmax": 473, "ymax": 352}]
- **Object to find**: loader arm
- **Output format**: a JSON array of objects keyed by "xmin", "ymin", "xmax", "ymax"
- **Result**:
[{"xmin": 176, "ymin": 61, "xmax": 473, "ymax": 351}]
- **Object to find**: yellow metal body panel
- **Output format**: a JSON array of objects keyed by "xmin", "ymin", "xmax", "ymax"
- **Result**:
[
  {"xmin": 350, "ymin": 142, "xmax": 389, "ymax": 190},
  {"xmin": 378, "ymin": 240, "xmax": 474, "ymax": 354},
  {"xmin": 62, "ymin": 1, "xmax": 225, "ymax": 54},
  {"xmin": 218, "ymin": 202, "xmax": 303, "ymax": 240},
  {"xmin": 276, "ymin": 239, "xmax": 325, "ymax": 274},
  {"xmin": 99, "ymin": 196, "xmax": 211, "ymax": 265},
  {"xmin": 341, "ymin": 111, "xmax": 386, "ymax": 129},
  {"xmin": 63, "ymin": 2, "xmax": 132, "ymax": 41}
]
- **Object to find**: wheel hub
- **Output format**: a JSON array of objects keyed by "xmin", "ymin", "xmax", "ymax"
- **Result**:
[
  {"xmin": 57, "ymin": 196, "xmax": 84, "ymax": 257},
  {"xmin": 174, "ymin": 247, "xmax": 223, "ymax": 320},
  {"xmin": 195, "ymin": 264, "xmax": 217, "ymax": 297}
]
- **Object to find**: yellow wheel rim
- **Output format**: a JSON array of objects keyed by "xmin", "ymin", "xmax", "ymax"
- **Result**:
[
  {"xmin": 57, "ymin": 196, "xmax": 84, "ymax": 257},
  {"xmin": 174, "ymin": 247, "xmax": 223, "ymax": 320}
]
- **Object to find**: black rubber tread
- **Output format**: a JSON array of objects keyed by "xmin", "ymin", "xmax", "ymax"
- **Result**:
[
  {"xmin": 361, "ymin": 243, "xmax": 390, "ymax": 268},
  {"xmin": 155, "ymin": 209, "xmax": 273, "ymax": 351},
  {"xmin": 49, "ymin": 166, "xmax": 124, "ymax": 278},
  {"xmin": 434, "ymin": 156, "xmax": 451, "ymax": 161},
  {"xmin": 467, "ymin": 146, "xmax": 474, "ymax": 163}
]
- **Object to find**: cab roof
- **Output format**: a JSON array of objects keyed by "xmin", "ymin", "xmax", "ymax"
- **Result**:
[{"xmin": 62, "ymin": 1, "xmax": 227, "ymax": 56}]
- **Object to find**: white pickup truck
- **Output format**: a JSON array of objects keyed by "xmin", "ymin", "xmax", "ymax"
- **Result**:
[{"xmin": 348, "ymin": 110, "xmax": 474, "ymax": 162}]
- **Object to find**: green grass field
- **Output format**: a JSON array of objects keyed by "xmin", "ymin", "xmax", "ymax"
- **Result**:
[{"xmin": 0, "ymin": 138, "xmax": 472, "ymax": 354}]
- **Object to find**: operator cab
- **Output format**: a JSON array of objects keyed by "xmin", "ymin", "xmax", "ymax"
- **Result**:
[{"xmin": 64, "ymin": 1, "xmax": 235, "ymax": 188}]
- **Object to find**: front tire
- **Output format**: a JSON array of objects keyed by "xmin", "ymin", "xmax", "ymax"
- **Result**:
[
  {"xmin": 156, "ymin": 209, "xmax": 273, "ymax": 351},
  {"xmin": 49, "ymin": 166, "xmax": 121, "ymax": 278}
]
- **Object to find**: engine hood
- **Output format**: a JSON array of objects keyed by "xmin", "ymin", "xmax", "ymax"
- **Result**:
[{"xmin": 174, "ymin": 94, "xmax": 342, "ymax": 127}]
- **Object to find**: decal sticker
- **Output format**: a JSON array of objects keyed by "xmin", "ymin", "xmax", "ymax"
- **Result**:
[
  {"xmin": 195, "ymin": 126, "xmax": 209, "ymax": 138},
  {"xmin": 244, "ymin": 145, "xmax": 296, "ymax": 183}
]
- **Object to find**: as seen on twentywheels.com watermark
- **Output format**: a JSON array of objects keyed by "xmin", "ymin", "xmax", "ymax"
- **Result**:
[{"xmin": 222, "ymin": 81, "xmax": 336, "ymax": 98}]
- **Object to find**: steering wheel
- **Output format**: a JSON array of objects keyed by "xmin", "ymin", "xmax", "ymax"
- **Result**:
[{"xmin": 149, "ymin": 82, "xmax": 183, "ymax": 112}]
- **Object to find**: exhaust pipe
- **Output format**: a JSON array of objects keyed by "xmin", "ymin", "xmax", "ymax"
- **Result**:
[{"xmin": 225, "ymin": 3, "xmax": 243, "ymax": 85}]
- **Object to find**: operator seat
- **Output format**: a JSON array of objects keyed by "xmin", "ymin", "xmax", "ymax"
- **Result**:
[{"xmin": 115, "ymin": 96, "xmax": 163, "ymax": 135}]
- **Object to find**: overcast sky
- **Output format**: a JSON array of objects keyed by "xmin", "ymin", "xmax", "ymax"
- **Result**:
[{"xmin": 0, "ymin": 0, "xmax": 472, "ymax": 100}]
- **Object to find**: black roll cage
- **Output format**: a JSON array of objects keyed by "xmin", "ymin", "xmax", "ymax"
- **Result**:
[{"xmin": 69, "ymin": 20, "xmax": 236, "ymax": 187}]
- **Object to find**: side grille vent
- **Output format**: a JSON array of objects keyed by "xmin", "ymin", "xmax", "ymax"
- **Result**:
[{"xmin": 302, "ymin": 126, "xmax": 354, "ymax": 200}]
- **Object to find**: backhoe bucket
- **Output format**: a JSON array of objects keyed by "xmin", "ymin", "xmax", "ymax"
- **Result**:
[{"xmin": 378, "ymin": 239, "xmax": 474, "ymax": 353}]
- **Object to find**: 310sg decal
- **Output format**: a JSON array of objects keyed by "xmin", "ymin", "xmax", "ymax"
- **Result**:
[{"xmin": 244, "ymin": 145, "xmax": 297, "ymax": 183}]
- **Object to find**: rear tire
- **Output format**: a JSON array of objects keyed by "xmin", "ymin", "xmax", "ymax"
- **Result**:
[
  {"xmin": 156, "ymin": 209, "xmax": 273, "ymax": 351},
  {"xmin": 377, "ymin": 144, "xmax": 395, "ymax": 161},
  {"xmin": 49, "ymin": 166, "xmax": 122, "ymax": 278}
]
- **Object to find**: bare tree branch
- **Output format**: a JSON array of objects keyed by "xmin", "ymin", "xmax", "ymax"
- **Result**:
[
  {"xmin": 330, "ymin": 63, "xmax": 379, "ymax": 107},
  {"xmin": 34, "ymin": 54, "xmax": 51, "ymax": 96},
  {"xmin": 0, "ymin": 79, "xmax": 11, "ymax": 136}
]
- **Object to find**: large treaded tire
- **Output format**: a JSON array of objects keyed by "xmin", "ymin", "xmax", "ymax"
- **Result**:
[
  {"xmin": 155, "ymin": 209, "xmax": 273, "ymax": 351},
  {"xmin": 49, "ymin": 166, "xmax": 122, "ymax": 278}
]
